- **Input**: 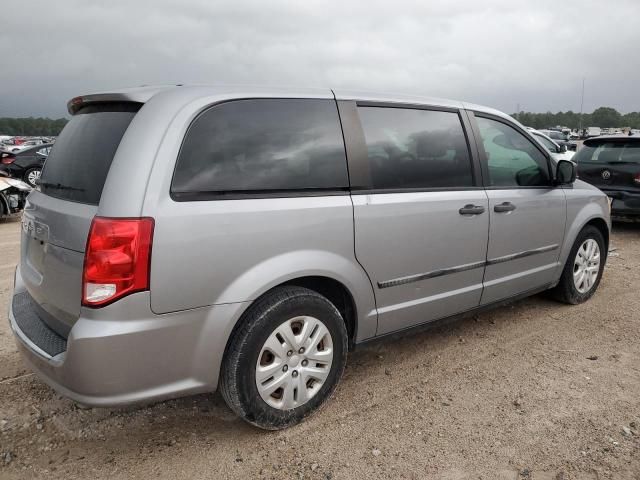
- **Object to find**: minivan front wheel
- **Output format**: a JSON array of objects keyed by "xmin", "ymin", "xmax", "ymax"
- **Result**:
[
  {"xmin": 553, "ymin": 225, "xmax": 606, "ymax": 304},
  {"xmin": 573, "ymin": 239, "xmax": 601, "ymax": 294},
  {"xmin": 220, "ymin": 286, "xmax": 348, "ymax": 430}
]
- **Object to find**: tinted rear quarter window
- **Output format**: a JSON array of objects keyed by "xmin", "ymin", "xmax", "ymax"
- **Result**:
[
  {"xmin": 576, "ymin": 141, "xmax": 640, "ymax": 164},
  {"xmin": 40, "ymin": 103, "xmax": 140, "ymax": 205},
  {"xmin": 357, "ymin": 107, "xmax": 473, "ymax": 189},
  {"xmin": 172, "ymin": 99, "xmax": 348, "ymax": 198}
]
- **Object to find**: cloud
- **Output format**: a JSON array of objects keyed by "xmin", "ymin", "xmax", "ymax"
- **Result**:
[{"xmin": 1, "ymin": 0, "xmax": 639, "ymax": 117}]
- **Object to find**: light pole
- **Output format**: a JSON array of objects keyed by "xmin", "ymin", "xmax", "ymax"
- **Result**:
[{"xmin": 578, "ymin": 77, "xmax": 585, "ymax": 133}]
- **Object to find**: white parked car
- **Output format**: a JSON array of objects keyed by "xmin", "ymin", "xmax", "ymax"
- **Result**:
[
  {"xmin": 530, "ymin": 130, "xmax": 575, "ymax": 161},
  {"xmin": 1, "ymin": 139, "xmax": 45, "ymax": 153},
  {"xmin": 586, "ymin": 127, "xmax": 601, "ymax": 138}
]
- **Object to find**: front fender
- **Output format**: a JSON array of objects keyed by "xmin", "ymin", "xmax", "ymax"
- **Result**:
[
  {"xmin": 214, "ymin": 249, "xmax": 378, "ymax": 341},
  {"xmin": 554, "ymin": 184, "xmax": 611, "ymax": 283}
]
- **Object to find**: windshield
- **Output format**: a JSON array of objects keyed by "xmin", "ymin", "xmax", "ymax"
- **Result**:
[
  {"xmin": 574, "ymin": 141, "xmax": 640, "ymax": 164},
  {"xmin": 40, "ymin": 103, "xmax": 140, "ymax": 204}
]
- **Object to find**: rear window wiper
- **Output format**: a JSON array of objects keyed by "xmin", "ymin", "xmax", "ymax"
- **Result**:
[{"xmin": 38, "ymin": 181, "xmax": 85, "ymax": 192}]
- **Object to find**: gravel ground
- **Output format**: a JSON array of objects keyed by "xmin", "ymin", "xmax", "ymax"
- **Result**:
[{"xmin": 0, "ymin": 217, "xmax": 638, "ymax": 479}]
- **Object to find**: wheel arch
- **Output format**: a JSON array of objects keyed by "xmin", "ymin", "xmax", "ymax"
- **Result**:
[
  {"xmin": 213, "ymin": 250, "xmax": 377, "ymax": 342},
  {"xmin": 555, "ymin": 205, "xmax": 610, "ymax": 285},
  {"xmin": 584, "ymin": 217, "xmax": 609, "ymax": 253},
  {"xmin": 221, "ymin": 275, "xmax": 362, "ymax": 363},
  {"xmin": 217, "ymin": 274, "xmax": 364, "ymax": 397},
  {"xmin": 281, "ymin": 276, "xmax": 358, "ymax": 349}
]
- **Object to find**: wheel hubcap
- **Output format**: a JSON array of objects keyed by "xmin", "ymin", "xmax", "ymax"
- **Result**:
[
  {"xmin": 255, "ymin": 316, "xmax": 333, "ymax": 410},
  {"xmin": 573, "ymin": 239, "xmax": 600, "ymax": 294},
  {"xmin": 27, "ymin": 170, "xmax": 40, "ymax": 185}
]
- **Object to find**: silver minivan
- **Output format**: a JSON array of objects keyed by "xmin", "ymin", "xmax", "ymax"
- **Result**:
[{"xmin": 9, "ymin": 86, "xmax": 610, "ymax": 429}]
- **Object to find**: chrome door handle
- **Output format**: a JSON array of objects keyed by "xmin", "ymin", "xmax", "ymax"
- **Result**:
[
  {"xmin": 494, "ymin": 202, "xmax": 516, "ymax": 213},
  {"xmin": 459, "ymin": 204, "xmax": 485, "ymax": 215}
]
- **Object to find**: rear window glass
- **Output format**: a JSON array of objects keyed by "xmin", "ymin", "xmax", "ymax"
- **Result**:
[
  {"xmin": 575, "ymin": 141, "xmax": 640, "ymax": 164},
  {"xmin": 357, "ymin": 107, "xmax": 473, "ymax": 189},
  {"xmin": 172, "ymin": 99, "xmax": 348, "ymax": 198},
  {"xmin": 40, "ymin": 103, "xmax": 140, "ymax": 205}
]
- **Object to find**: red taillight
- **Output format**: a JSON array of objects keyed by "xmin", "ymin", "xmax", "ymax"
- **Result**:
[
  {"xmin": 634, "ymin": 173, "xmax": 640, "ymax": 185},
  {"xmin": 1, "ymin": 155, "xmax": 15, "ymax": 164},
  {"xmin": 82, "ymin": 217, "xmax": 154, "ymax": 308}
]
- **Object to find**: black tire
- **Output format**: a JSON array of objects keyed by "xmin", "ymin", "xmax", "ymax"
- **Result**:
[
  {"xmin": 552, "ymin": 225, "xmax": 606, "ymax": 304},
  {"xmin": 220, "ymin": 286, "xmax": 348, "ymax": 430},
  {"xmin": 24, "ymin": 168, "xmax": 41, "ymax": 187}
]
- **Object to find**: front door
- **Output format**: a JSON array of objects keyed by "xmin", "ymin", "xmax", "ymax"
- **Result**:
[
  {"xmin": 346, "ymin": 104, "xmax": 490, "ymax": 335},
  {"xmin": 471, "ymin": 114, "xmax": 566, "ymax": 305}
]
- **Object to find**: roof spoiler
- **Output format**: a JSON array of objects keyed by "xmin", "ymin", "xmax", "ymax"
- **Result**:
[
  {"xmin": 67, "ymin": 93, "xmax": 143, "ymax": 115},
  {"xmin": 66, "ymin": 86, "xmax": 180, "ymax": 114}
]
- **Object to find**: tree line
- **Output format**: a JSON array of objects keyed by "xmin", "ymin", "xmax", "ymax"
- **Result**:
[
  {"xmin": 513, "ymin": 107, "xmax": 640, "ymax": 130},
  {"xmin": 0, "ymin": 117, "xmax": 68, "ymax": 136},
  {"xmin": 1, "ymin": 106, "xmax": 639, "ymax": 136}
]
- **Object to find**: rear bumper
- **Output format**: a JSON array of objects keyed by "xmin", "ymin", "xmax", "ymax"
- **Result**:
[
  {"xmin": 602, "ymin": 189, "xmax": 640, "ymax": 216},
  {"xmin": 0, "ymin": 164, "xmax": 20, "ymax": 177},
  {"xmin": 9, "ymin": 266, "xmax": 249, "ymax": 407}
]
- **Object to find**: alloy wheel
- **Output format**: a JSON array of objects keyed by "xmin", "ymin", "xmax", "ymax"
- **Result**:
[
  {"xmin": 573, "ymin": 238, "xmax": 600, "ymax": 294},
  {"xmin": 27, "ymin": 170, "xmax": 41, "ymax": 187}
]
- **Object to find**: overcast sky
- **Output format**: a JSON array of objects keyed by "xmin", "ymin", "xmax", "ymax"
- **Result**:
[{"xmin": 2, "ymin": 0, "xmax": 639, "ymax": 118}]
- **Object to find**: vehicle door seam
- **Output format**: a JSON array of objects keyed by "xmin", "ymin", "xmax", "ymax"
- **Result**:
[
  {"xmin": 332, "ymin": 89, "xmax": 380, "ymax": 338},
  {"xmin": 464, "ymin": 108, "xmax": 491, "ymax": 305}
]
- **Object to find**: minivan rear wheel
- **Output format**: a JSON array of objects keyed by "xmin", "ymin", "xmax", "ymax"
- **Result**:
[
  {"xmin": 220, "ymin": 286, "xmax": 348, "ymax": 430},
  {"xmin": 552, "ymin": 225, "xmax": 606, "ymax": 304}
]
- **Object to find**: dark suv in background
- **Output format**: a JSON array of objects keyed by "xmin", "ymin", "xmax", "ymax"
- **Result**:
[{"xmin": 575, "ymin": 136, "xmax": 640, "ymax": 217}]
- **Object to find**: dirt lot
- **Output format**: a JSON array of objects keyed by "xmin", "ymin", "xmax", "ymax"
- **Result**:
[{"xmin": 0, "ymin": 217, "xmax": 638, "ymax": 480}]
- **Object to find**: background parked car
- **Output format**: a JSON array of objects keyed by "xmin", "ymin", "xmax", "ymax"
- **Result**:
[
  {"xmin": 0, "ymin": 143, "xmax": 52, "ymax": 186},
  {"xmin": 586, "ymin": 127, "xmax": 602, "ymax": 138},
  {"xmin": 574, "ymin": 136, "xmax": 640, "ymax": 217},
  {"xmin": 0, "ymin": 171, "xmax": 31, "ymax": 218},
  {"xmin": 530, "ymin": 129, "xmax": 575, "ymax": 161},
  {"xmin": 539, "ymin": 129, "xmax": 576, "ymax": 151},
  {"xmin": 1, "ymin": 139, "xmax": 46, "ymax": 153}
]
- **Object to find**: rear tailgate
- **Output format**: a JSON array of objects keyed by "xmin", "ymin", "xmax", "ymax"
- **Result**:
[
  {"xmin": 576, "ymin": 138, "xmax": 640, "ymax": 192},
  {"xmin": 19, "ymin": 103, "xmax": 140, "ymax": 336},
  {"xmin": 579, "ymin": 161, "xmax": 640, "ymax": 191},
  {"xmin": 21, "ymin": 194, "xmax": 96, "ymax": 334}
]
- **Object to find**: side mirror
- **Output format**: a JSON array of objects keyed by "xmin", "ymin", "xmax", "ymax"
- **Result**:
[
  {"xmin": 555, "ymin": 160, "xmax": 576, "ymax": 185},
  {"xmin": 558, "ymin": 144, "xmax": 567, "ymax": 153}
]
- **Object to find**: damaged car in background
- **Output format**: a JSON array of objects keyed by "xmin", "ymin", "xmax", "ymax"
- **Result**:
[{"xmin": 0, "ymin": 170, "xmax": 31, "ymax": 218}]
